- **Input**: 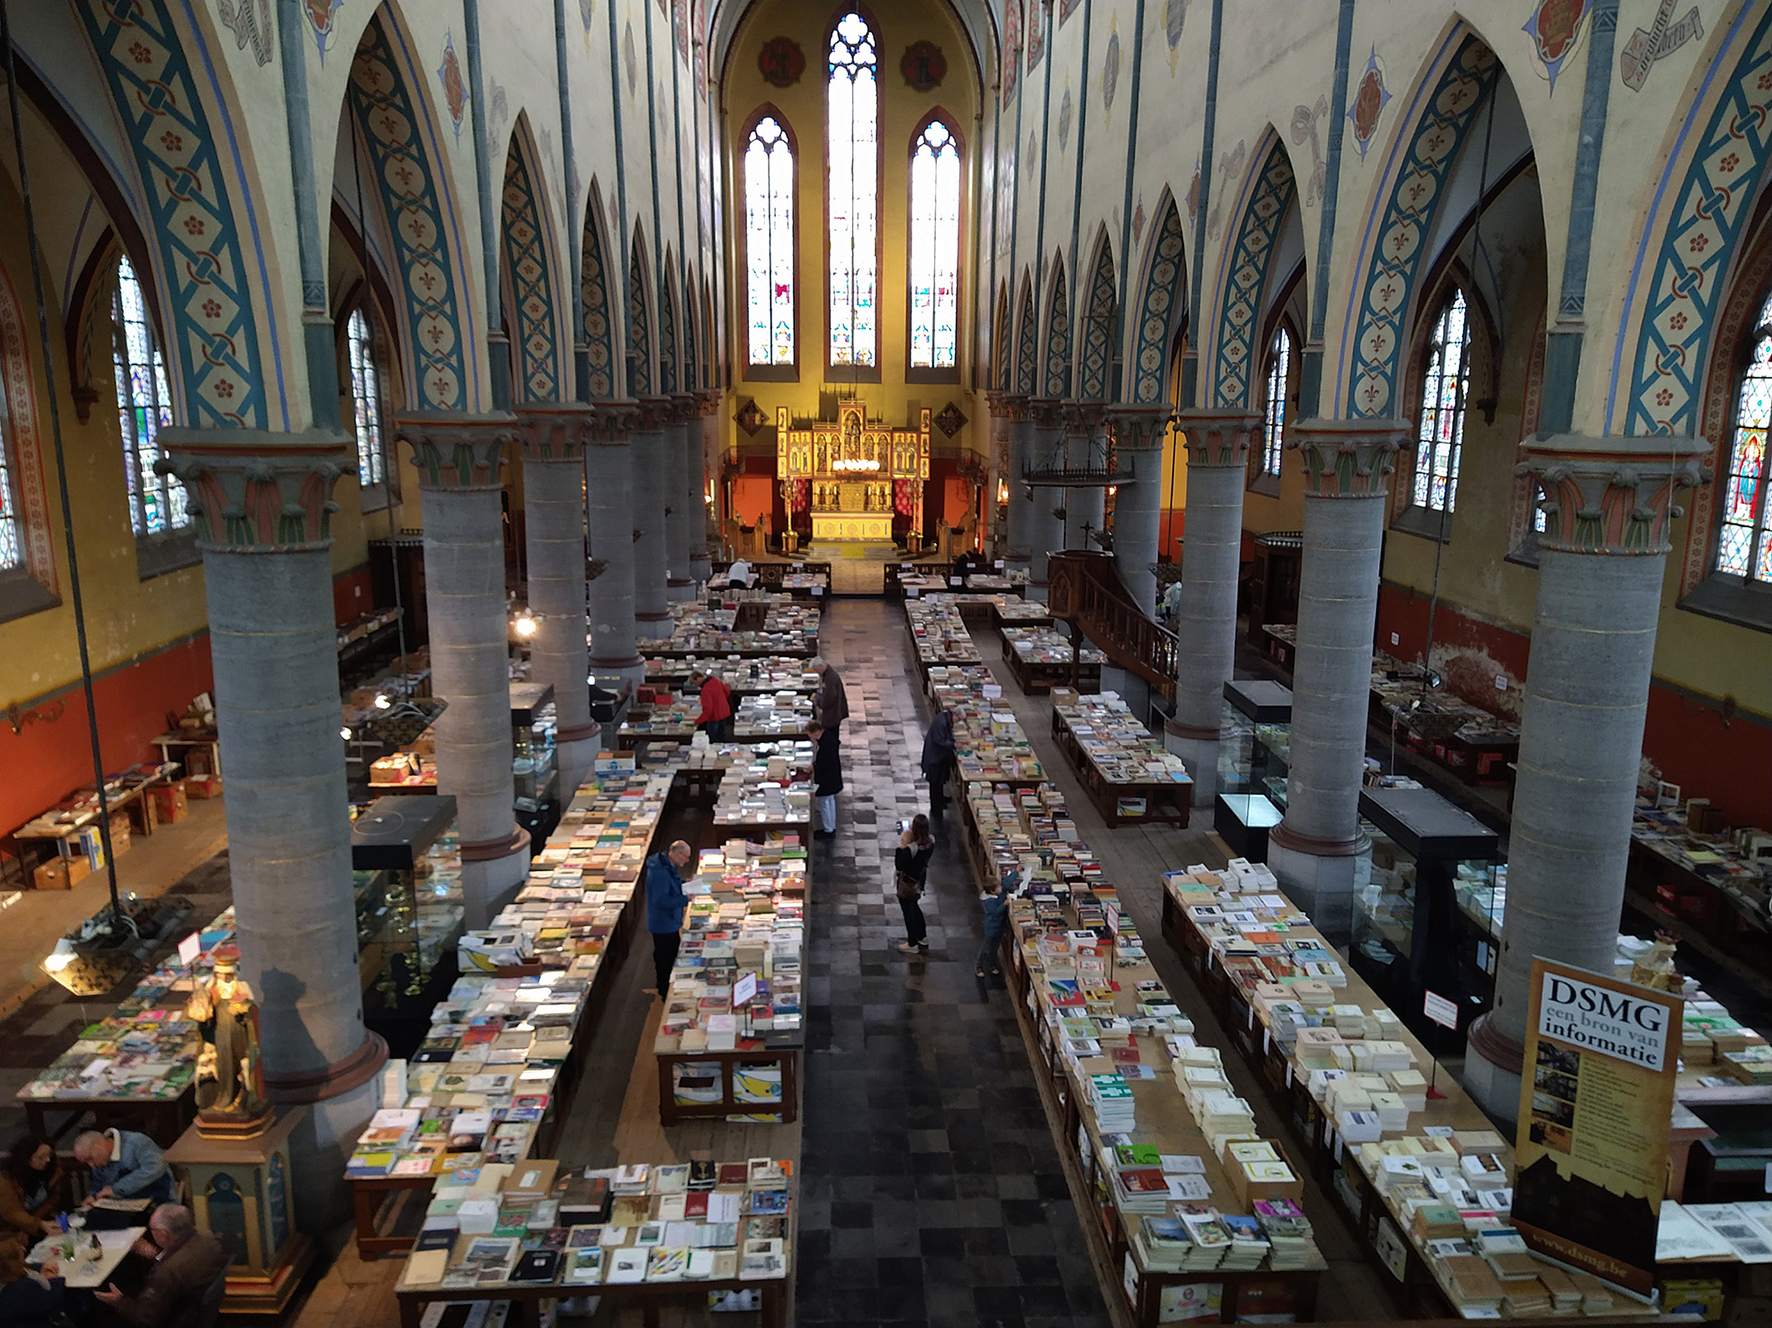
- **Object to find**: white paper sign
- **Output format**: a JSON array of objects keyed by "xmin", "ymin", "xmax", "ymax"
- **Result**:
[
  {"xmin": 176, "ymin": 932, "xmax": 202, "ymax": 968},
  {"xmin": 732, "ymin": 972, "xmax": 758, "ymax": 1007},
  {"xmin": 1423, "ymin": 990, "xmax": 1459, "ymax": 1030},
  {"xmin": 1536, "ymin": 969, "xmax": 1673, "ymax": 1071}
]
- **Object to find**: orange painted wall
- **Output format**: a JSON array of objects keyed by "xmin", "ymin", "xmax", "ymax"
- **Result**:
[{"xmin": 333, "ymin": 564, "xmax": 375, "ymax": 625}]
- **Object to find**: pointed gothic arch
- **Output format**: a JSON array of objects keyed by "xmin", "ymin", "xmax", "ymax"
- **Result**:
[
  {"xmin": 660, "ymin": 251, "xmax": 681, "ymax": 394},
  {"xmin": 628, "ymin": 227, "xmax": 655, "ymax": 399},
  {"xmin": 580, "ymin": 178, "xmax": 620, "ymax": 400},
  {"xmin": 1128, "ymin": 191, "xmax": 1188, "ymax": 404},
  {"xmin": 1207, "ymin": 134, "xmax": 1298, "ymax": 410},
  {"xmin": 499, "ymin": 114, "xmax": 567, "ymax": 403},
  {"xmin": 1043, "ymin": 256, "xmax": 1072, "ymax": 398},
  {"xmin": 683, "ymin": 264, "xmax": 700, "ymax": 391},
  {"xmin": 992, "ymin": 281, "xmax": 1011, "ymax": 392},
  {"xmin": 1079, "ymin": 233, "xmax": 1117, "ymax": 401},
  {"xmin": 1015, "ymin": 271, "xmax": 1038, "ymax": 395}
]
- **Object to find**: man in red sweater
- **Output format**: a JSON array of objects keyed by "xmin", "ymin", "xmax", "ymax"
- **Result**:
[{"xmin": 690, "ymin": 670, "xmax": 734, "ymax": 741}]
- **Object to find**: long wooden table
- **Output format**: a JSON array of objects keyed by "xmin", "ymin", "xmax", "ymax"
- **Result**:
[
  {"xmin": 394, "ymin": 1270, "xmax": 787, "ymax": 1327},
  {"xmin": 1049, "ymin": 706, "xmax": 1190, "ymax": 828}
]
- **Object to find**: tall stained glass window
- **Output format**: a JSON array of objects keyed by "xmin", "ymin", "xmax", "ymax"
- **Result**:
[
  {"xmin": 828, "ymin": 11, "xmax": 878, "ymax": 369},
  {"xmin": 744, "ymin": 114, "xmax": 795, "ymax": 367},
  {"xmin": 347, "ymin": 308, "xmax": 387, "ymax": 487},
  {"xmin": 1260, "ymin": 328, "xmax": 1290, "ymax": 477},
  {"xmin": 909, "ymin": 117, "xmax": 961, "ymax": 370},
  {"xmin": 0, "ymin": 401, "xmax": 20, "ymax": 570},
  {"xmin": 112, "ymin": 256, "xmax": 186, "ymax": 538},
  {"xmin": 1412, "ymin": 288, "xmax": 1471, "ymax": 516},
  {"xmin": 1718, "ymin": 290, "xmax": 1772, "ymax": 581}
]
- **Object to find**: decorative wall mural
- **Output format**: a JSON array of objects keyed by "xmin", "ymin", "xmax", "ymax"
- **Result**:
[
  {"xmin": 901, "ymin": 41, "xmax": 946, "ymax": 91},
  {"xmin": 1058, "ymin": 85, "xmax": 1073, "ymax": 154},
  {"xmin": 624, "ymin": 20, "xmax": 638, "ymax": 97},
  {"xmin": 1206, "ymin": 140, "xmax": 1246, "ymax": 241},
  {"xmin": 580, "ymin": 0, "xmax": 595, "ymax": 32},
  {"xmin": 1017, "ymin": 276, "xmax": 1039, "ymax": 395},
  {"xmin": 1059, "ymin": 0, "xmax": 1080, "ymax": 27},
  {"xmin": 1186, "ymin": 157, "xmax": 1201, "ymax": 224},
  {"xmin": 759, "ymin": 36, "xmax": 805, "ymax": 87},
  {"xmin": 673, "ymin": 0, "xmax": 689, "ymax": 64},
  {"xmin": 438, "ymin": 31, "xmax": 467, "ymax": 141},
  {"xmin": 1079, "ymin": 240, "xmax": 1116, "ymax": 401},
  {"xmin": 1131, "ymin": 194, "xmax": 1146, "ymax": 247},
  {"xmin": 1523, "ymin": 0, "xmax": 1591, "ymax": 93},
  {"xmin": 1348, "ymin": 45, "xmax": 1390, "ymax": 160},
  {"xmin": 1027, "ymin": 0, "xmax": 1045, "ymax": 71},
  {"xmin": 1003, "ymin": 0, "xmax": 1021, "ymax": 105},
  {"xmin": 1291, "ymin": 95, "xmax": 1328, "ymax": 207},
  {"xmin": 1102, "ymin": 27, "xmax": 1121, "ymax": 117},
  {"xmin": 580, "ymin": 200, "xmax": 618, "ymax": 399},
  {"xmin": 304, "ymin": 0, "xmax": 342, "ymax": 62},
  {"xmin": 1620, "ymin": 0, "xmax": 1703, "ymax": 91},
  {"xmin": 1044, "ymin": 265, "xmax": 1072, "ymax": 397},
  {"xmin": 1131, "ymin": 199, "xmax": 1186, "ymax": 403},
  {"xmin": 1212, "ymin": 140, "xmax": 1296, "ymax": 410},
  {"xmin": 627, "ymin": 233, "xmax": 652, "ymax": 397},
  {"xmin": 1166, "ymin": 0, "xmax": 1189, "ymax": 69},
  {"xmin": 659, "ymin": 265, "xmax": 679, "ymax": 394},
  {"xmin": 216, "ymin": 0, "xmax": 273, "ymax": 67},
  {"xmin": 500, "ymin": 138, "xmax": 562, "ymax": 402},
  {"xmin": 75, "ymin": 0, "xmax": 267, "ymax": 426}
]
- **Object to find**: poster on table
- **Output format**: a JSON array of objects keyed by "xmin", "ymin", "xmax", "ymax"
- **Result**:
[{"xmin": 1511, "ymin": 958, "xmax": 1682, "ymax": 1297}]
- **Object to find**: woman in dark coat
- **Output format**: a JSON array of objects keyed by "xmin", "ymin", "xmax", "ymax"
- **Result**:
[
  {"xmin": 895, "ymin": 815, "xmax": 935, "ymax": 954},
  {"xmin": 920, "ymin": 707, "xmax": 957, "ymax": 819},
  {"xmin": 808, "ymin": 721, "xmax": 842, "ymax": 840}
]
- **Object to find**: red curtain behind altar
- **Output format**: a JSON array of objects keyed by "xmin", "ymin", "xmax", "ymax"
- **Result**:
[{"xmin": 894, "ymin": 480, "xmax": 918, "ymax": 516}]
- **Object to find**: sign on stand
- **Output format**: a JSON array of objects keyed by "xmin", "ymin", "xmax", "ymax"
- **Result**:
[{"xmin": 1423, "ymin": 990, "xmax": 1459, "ymax": 1030}]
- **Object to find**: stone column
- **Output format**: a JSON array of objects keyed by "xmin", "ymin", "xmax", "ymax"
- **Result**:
[
  {"xmin": 395, "ymin": 413, "xmax": 530, "ymax": 929},
  {"xmin": 1106, "ymin": 405, "xmax": 1174, "ymax": 625},
  {"xmin": 690, "ymin": 389, "xmax": 721, "ymax": 583},
  {"xmin": 585, "ymin": 401, "xmax": 646, "ymax": 693},
  {"xmin": 1063, "ymin": 403, "xmax": 1106, "ymax": 552},
  {"xmin": 1464, "ymin": 434, "xmax": 1708, "ymax": 1124},
  {"xmin": 630, "ymin": 398, "xmax": 672, "ymax": 630},
  {"xmin": 995, "ymin": 395, "xmax": 1034, "ymax": 579},
  {"xmin": 1265, "ymin": 418, "xmax": 1409, "ymax": 942},
  {"xmin": 1160, "ymin": 410, "xmax": 1262, "ymax": 807},
  {"xmin": 515, "ymin": 404, "xmax": 597, "ymax": 795},
  {"xmin": 158, "ymin": 430, "xmax": 387, "ymax": 1232},
  {"xmin": 1025, "ymin": 397, "xmax": 1068, "ymax": 600},
  {"xmin": 665, "ymin": 395, "xmax": 698, "ymax": 601}
]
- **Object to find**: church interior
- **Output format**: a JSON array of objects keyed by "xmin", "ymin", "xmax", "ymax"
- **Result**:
[{"xmin": 0, "ymin": 0, "xmax": 1770, "ymax": 1324}]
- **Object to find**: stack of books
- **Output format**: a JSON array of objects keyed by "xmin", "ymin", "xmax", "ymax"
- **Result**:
[
  {"xmin": 1254, "ymin": 1198, "xmax": 1318, "ymax": 1269},
  {"xmin": 1088, "ymin": 1073, "xmax": 1136, "ymax": 1132}
]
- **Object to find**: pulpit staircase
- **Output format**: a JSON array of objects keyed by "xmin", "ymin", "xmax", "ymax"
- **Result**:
[{"xmin": 1046, "ymin": 550, "xmax": 1177, "ymax": 701}]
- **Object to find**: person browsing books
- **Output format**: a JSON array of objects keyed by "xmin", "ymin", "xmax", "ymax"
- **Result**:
[
  {"xmin": 807, "ymin": 721, "xmax": 842, "ymax": 840},
  {"xmin": 919, "ymin": 707, "xmax": 957, "ymax": 819},
  {"xmin": 0, "ymin": 1234, "xmax": 65, "ymax": 1328},
  {"xmin": 93, "ymin": 1204, "xmax": 227, "ymax": 1328},
  {"xmin": 644, "ymin": 840, "xmax": 693, "ymax": 998},
  {"xmin": 976, "ymin": 875, "xmax": 1010, "ymax": 978},
  {"xmin": 689, "ymin": 670, "xmax": 734, "ymax": 741},
  {"xmin": 74, "ymin": 1128, "xmax": 173, "ymax": 1207}
]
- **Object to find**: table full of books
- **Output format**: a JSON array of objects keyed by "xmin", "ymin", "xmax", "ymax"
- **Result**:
[
  {"xmin": 642, "ymin": 657, "xmax": 817, "ymax": 697},
  {"xmin": 926, "ymin": 664, "xmax": 1046, "ymax": 785},
  {"xmin": 1001, "ymin": 627, "xmax": 1106, "ymax": 695},
  {"xmin": 904, "ymin": 598, "xmax": 983, "ymax": 669},
  {"xmin": 733, "ymin": 692, "xmax": 813, "ymax": 739},
  {"xmin": 711, "ymin": 746, "xmax": 815, "ymax": 834},
  {"xmin": 637, "ymin": 600, "xmax": 820, "ymax": 657},
  {"xmin": 392, "ymin": 1157, "xmax": 792, "ymax": 1327},
  {"xmin": 1051, "ymin": 696, "xmax": 1193, "ymax": 826}
]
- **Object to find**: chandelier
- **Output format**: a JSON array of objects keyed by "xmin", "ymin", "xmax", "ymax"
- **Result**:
[{"xmin": 830, "ymin": 457, "xmax": 880, "ymax": 472}]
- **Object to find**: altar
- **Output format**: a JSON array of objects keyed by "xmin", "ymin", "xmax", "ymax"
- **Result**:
[{"xmin": 777, "ymin": 400, "xmax": 930, "ymax": 546}]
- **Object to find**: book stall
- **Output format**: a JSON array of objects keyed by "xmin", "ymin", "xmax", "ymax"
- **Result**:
[
  {"xmin": 1051, "ymin": 696, "xmax": 1193, "ymax": 827},
  {"xmin": 904, "ymin": 597, "xmax": 984, "ymax": 675},
  {"xmin": 655, "ymin": 840, "xmax": 807, "ymax": 1125},
  {"xmin": 16, "ymin": 906, "xmax": 237, "ymax": 1143},
  {"xmin": 710, "ymin": 745, "xmax": 816, "ymax": 838},
  {"xmin": 1002, "ymin": 627, "xmax": 1105, "ymax": 695},
  {"xmin": 772, "ymin": 570, "xmax": 827, "ymax": 598},
  {"xmin": 995, "ymin": 597, "xmax": 1054, "ymax": 629},
  {"xmin": 885, "ymin": 560, "xmax": 1028, "ymax": 600},
  {"xmin": 636, "ymin": 599, "xmax": 821, "ymax": 658},
  {"xmin": 1367, "ymin": 653, "xmax": 1520, "ymax": 790},
  {"xmin": 957, "ymin": 781, "xmax": 1109, "ymax": 916},
  {"xmin": 732, "ymin": 692, "xmax": 813, "ymax": 740},
  {"xmin": 11, "ymin": 761, "xmax": 184, "ymax": 888},
  {"xmin": 1627, "ymin": 794, "xmax": 1771, "ymax": 979},
  {"xmin": 1159, "ymin": 863, "xmax": 1772, "ymax": 1319},
  {"xmin": 642, "ymin": 656, "xmax": 817, "ymax": 698},
  {"xmin": 391, "ymin": 1156, "xmax": 793, "ymax": 1327},
  {"xmin": 924, "ymin": 664, "xmax": 1047, "ymax": 786}
]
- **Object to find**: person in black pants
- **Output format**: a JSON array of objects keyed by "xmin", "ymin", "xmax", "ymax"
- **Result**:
[
  {"xmin": 644, "ymin": 840, "xmax": 692, "ymax": 996},
  {"xmin": 895, "ymin": 815, "xmax": 935, "ymax": 955},
  {"xmin": 920, "ymin": 707, "xmax": 956, "ymax": 819}
]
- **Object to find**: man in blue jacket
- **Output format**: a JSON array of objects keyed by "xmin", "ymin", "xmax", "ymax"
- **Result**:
[
  {"xmin": 74, "ymin": 1128, "xmax": 175, "ymax": 1207},
  {"xmin": 645, "ymin": 839, "xmax": 693, "ymax": 997}
]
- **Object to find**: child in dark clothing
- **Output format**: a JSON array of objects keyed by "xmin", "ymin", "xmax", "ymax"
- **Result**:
[{"xmin": 976, "ymin": 875, "xmax": 1009, "ymax": 976}]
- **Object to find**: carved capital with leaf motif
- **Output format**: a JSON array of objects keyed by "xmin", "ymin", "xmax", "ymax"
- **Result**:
[
  {"xmin": 1518, "ymin": 434, "xmax": 1710, "ymax": 556},
  {"xmin": 393, "ymin": 412, "xmax": 519, "ymax": 491},
  {"xmin": 157, "ymin": 428, "xmax": 350, "ymax": 553},
  {"xmin": 1287, "ymin": 417, "xmax": 1409, "ymax": 498}
]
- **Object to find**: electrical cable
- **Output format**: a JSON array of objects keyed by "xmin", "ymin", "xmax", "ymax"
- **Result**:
[{"xmin": 2, "ymin": 0, "xmax": 122, "ymax": 921}]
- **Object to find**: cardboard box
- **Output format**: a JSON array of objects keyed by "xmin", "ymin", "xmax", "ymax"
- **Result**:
[
  {"xmin": 185, "ymin": 776, "xmax": 221, "ymax": 800},
  {"xmin": 149, "ymin": 782, "xmax": 188, "ymax": 824},
  {"xmin": 1051, "ymin": 687, "xmax": 1079, "ymax": 707},
  {"xmin": 33, "ymin": 859, "xmax": 72, "ymax": 890},
  {"xmin": 1223, "ymin": 1138, "xmax": 1306, "ymax": 1208}
]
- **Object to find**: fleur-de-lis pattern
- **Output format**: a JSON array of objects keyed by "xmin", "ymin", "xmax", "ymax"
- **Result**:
[
  {"xmin": 659, "ymin": 266, "xmax": 680, "ymax": 394},
  {"xmin": 1016, "ymin": 277, "xmax": 1039, "ymax": 396},
  {"xmin": 1212, "ymin": 140, "xmax": 1296, "ymax": 410},
  {"xmin": 76, "ymin": 0, "xmax": 266, "ymax": 427},
  {"xmin": 500, "ymin": 140, "xmax": 562, "ymax": 403},
  {"xmin": 1343, "ymin": 37, "xmax": 1497, "ymax": 419},
  {"xmin": 581, "ymin": 203, "xmax": 619, "ymax": 399},
  {"xmin": 1621, "ymin": 6, "xmax": 1772, "ymax": 437},
  {"xmin": 1131, "ymin": 200, "xmax": 1186, "ymax": 403},
  {"xmin": 1079, "ymin": 241, "xmax": 1116, "ymax": 402},
  {"xmin": 628, "ymin": 235, "xmax": 654, "ymax": 399},
  {"xmin": 348, "ymin": 19, "xmax": 469, "ymax": 410},
  {"xmin": 1044, "ymin": 266, "xmax": 1072, "ymax": 399}
]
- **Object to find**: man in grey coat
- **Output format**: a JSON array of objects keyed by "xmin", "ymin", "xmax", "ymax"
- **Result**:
[{"xmin": 811, "ymin": 658, "xmax": 849, "ymax": 733}]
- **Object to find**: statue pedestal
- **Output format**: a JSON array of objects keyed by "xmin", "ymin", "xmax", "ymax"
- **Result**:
[{"xmin": 165, "ymin": 1105, "xmax": 315, "ymax": 1314}]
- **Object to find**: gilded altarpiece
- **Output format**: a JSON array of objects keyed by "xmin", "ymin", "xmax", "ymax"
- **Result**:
[{"xmin": 777, "ymin": 400, "xmax": 930, "ymax": 543}]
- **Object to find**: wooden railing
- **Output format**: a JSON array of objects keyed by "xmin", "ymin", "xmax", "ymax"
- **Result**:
[{"xmin": 1047, "ymin": 551, "xmax": 1178, "ymax": 698}]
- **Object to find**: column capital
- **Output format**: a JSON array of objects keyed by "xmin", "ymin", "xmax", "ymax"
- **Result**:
[
  {"xmin": 393, "ymin": 412, "xmax": 519, "ymax": 491},
  {"xmin": 1062, "ymin": 400, "xmax": 1106, "ymax": 438},
  {"xmin": 1027, "ymin": 397, "xmax": 1067, "ymax": 430},
  {"xmin": 669, "ymin": 392, "xmax": 700, "ymax": 425},
  {"xmin": 694, "ymin": 388, "xmax": 723, "ymax": 417},
  {"xmin": 1287, "ymin": 417, "xmax": 1410, "ymax": 498},
  {"xmin": 634, "ymin": 397, "xmax": 674, "ymax": 432},
  {"xmin": 986, "ymin": 391, "xmax": 1030, "ymax": 421},
  {"xmin": 156, "ymin": 428, "xmax": 351, "ymax": 553},
  {"xmin": 586, "ymin": 398, "xmax": 641, "ymax": 443},
  {"xmin": 1517, "ymin": 433, "xmax": 1711, "ymax": 555},
  {"xmin": 1175, "ymin": 408, "xmax": 1262, "ymax": 467},
  {"xmin": 514, "ymin": 402, "xmax": 595, "ymax": 464},
  {"xmin": 1105, "ymin": 403, "xmax": 1174, "ymax": 452}
]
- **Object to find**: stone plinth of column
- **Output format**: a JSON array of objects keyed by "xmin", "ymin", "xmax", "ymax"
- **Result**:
[
  {"xmin": 690, "ymin": 389, "xmax": 721, "ymax": 582},
  {"xmin": 1025, "ymin": 398, "xmax": 1068, "ymax": 600},
  {"xmin": 1464, "ymin": 433, "xmax": 1709, "ymax": 1125},
  {"xmin": 665, "ymin": 395, "xmax": 698, "ymax": 601},
  {"xmin": 630, "ymin": 398, "xmax": 673, "ymax": 627},
  {"xmin": 1264, "ymin": 418, "xmax": 1409, "ymax": 942},
  {"xmin": 1160, "ymin": 410, "xmax": 1262, "ymax": 808},
  {"xmin": 515, "ymin": 404, "xmax": 599, "ymax": 794},
  {"xmin": 158, "ymin": 429, "xmax": 387, "ymax": 1232},
  {"xmin": 585, "ymin": 401, "xmax": 645, "ymax": 695},
  {"xmin": 395, "ymin": 413, "xmax": 530, "ymax": 928},
  {"xmin": 1106, "ymin": 404, "xmax": 1174, "ymax": 614}
]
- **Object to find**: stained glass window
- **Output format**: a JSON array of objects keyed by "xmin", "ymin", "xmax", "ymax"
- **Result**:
[
  {"xmin": 0, "ymin": 397, "xmax": 19, "ymax": 570},
  {"xmin": 1412, "ymin": 289, "xmax": 1470, "ymax": 515},
  {"xmin": 909, "ymin": 117, "xmax": 961, "ymax": 370},
  {"xmin": 1718, "ymin": 290, "xmax": 1772, "ymax": 581},
  {"xmin": 744, "ymin": 114, "xmax": 795, "ymax": 367},
  {"xmin": 112, "ymin": 256, "xmax": 186, "ymax": 538},
  {"xmin": 1261, "ymin": 328, "xmax": 1290, "ymax": 477},
  {"xmin": 828, "ymin": 11, "xmax": 878, "ymax": 369},
  {"xmin": 347, "ymin": 308, "xmax": 387, "ymax": 487}
]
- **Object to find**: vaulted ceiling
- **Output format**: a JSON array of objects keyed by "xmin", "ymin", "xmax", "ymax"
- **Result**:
[{"xmin": 705, "ymin": 0, "xmax": 1000, "ymax": 95}]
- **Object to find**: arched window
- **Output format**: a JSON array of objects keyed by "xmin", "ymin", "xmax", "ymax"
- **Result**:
[
  {"xmin": 0, "ymin": 410, "xmax": 19, "ymax": 571},
  {"xmin": 744, "ymin": 114, "xmax": 795, "ymax": 369},
  {"xmin": 1718, "ymin": 289, "xmax": 1772, "ymax": 582},
  {"xmin": 346, "ymin": 308, "xmax": 387, "ymax": 488},
  {"xmin": 1260, "ymin": 327, "xmax": 1290, "ymax": 478},
  {"xmin": 827, "ymin": 10, "xmax": 878, "ymax": 370},
  {"xmin": 112, "ymin": 255, "xmax": 185, "ymax": 538},
  {"xmin": 908, "ymin": 116, "xmax": 961, "ymax": 371},
  {"xmin": 1412, "ymin": 288, "xmax": 1471, "ymax": 515}
]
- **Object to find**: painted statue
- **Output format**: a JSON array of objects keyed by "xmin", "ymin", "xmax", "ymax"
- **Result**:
[{"xmin": 185, "ymin": 944, "xmax": 267, "ymax": 1124}]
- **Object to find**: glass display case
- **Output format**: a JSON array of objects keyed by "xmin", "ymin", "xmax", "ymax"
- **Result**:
[
  {"xmin": 510, "ymin": 682, "xmax": 559, "ymax": 839},
  {"xmin": 1213, "ymin": 680, "xmax": 1292, "ymax": 859},
  {"xmin": 351, "ymin": 794, "xmax": 466, "ymax": 1052},
  {"xmin": 1352, "ymin": 785, "xmax": 1501, "ymax": 1049}
]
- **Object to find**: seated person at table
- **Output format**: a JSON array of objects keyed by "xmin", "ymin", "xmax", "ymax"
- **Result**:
[
  {"xmin": 0, "ymin": 1233, "xmax": 66, "ymax": 1328},
  {"xmin": 74, "ymin": 1130, "xmax": 175, "ymax": 1207},
  {"xmin": 2, "ymin": 1135, "xmax": 66, "ymax": 1239},
  {"xmin": 94, "ymin": 1205, "xmax": 226, "ymax": 1328}
]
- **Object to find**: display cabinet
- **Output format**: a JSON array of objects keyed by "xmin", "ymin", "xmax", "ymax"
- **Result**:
[
  {"xmin": 350, "ymin": 795, "xmax": 465, "ymax": 1044},
  {"xmin": 1214, "ymin": 680, "xmax": 1292, "ymax": 860},
  {"xmin": 510, "ymin": 682, "xmax": 559, "ymax": 840}
]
